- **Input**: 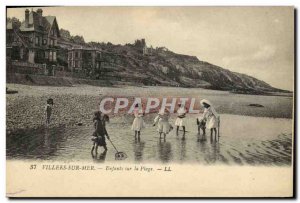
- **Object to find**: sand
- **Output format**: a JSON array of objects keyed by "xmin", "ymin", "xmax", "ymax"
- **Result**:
[{"xmin": 6, "ymin": 84, "xmax": 293, "ymax": 132}]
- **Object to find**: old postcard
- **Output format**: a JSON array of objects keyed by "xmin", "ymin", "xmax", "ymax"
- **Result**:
[{"xmin": 6, "ymin": 6, "xmax": 294, "ymax": 197}]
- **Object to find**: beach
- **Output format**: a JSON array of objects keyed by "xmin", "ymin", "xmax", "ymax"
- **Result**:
[
  {"xmin": 6, "ymin": 84, "xmax": 293, "ymax": 165},
  {"xmin": 6, "ymin": 84, "xmax": 293, "ymax": 132}
]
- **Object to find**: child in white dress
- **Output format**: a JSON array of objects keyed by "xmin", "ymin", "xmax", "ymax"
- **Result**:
[
  {"xmin": 153, "ymin": 108, "xmax": 173, "ymax": 140},
  {"xmin": 175, "ymin": 103, "xmax": 187, "ymax": 137},
  {"xmin": 200, "ymin": 99, "xmax": 220, "ymax": 139},
  {"xmin": 131, "ymin": 103, "xmax": 145, "ymax": 140}
]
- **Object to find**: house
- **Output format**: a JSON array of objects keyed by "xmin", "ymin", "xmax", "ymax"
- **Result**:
[
  {"xmin": 6, "ymin": 9, "xmax": 60, "ymax": 64},
  {"xmin": 67, "ymin": 46, "xmax": 102, "ymax": 74}
]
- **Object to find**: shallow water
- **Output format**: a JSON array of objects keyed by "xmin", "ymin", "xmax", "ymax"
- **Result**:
[{"xmin": 6, "ymin": 114, "xmax": 293, "ymax": 165}]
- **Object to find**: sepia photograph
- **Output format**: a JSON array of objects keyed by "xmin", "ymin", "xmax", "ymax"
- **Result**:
[{"xmin": 5, "ymin": 6, "xmax": 295, "ymax": 197}]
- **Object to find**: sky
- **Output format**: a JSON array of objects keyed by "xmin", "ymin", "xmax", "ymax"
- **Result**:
[{"xmin": 7, "ymin": 6, "xmax": 294, "ymax": 90}]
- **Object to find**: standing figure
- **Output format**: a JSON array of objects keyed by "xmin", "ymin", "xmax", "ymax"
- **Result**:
[
  {"xmin": 200, "ymin": 99, "xmax": 220, "ymax": 140},
  {"xmin": 91, "ymin": 111, "xmax": 110, "ymax": 155},
  {"xmin": 153, "ymin": 108, "xmax": 173, "ymax": 140},
  {"xmin": 131, "ymin": 103, "xmax": 145, "ymax": 140},
  {"xmin": 45, "ymin": 98, "xmax": 54, "ymax": 126},
  {"xmin": 175, "ymin": 103, "xmax": 187, "ymax": 137},
  {"xmin": 196, "ymin": 114, "xmax": 206, "ymax": 136}
]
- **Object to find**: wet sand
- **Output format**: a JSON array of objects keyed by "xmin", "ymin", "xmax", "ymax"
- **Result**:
[
  {"xmin": 6, "ymin": 114, "xmax": 293, "ymax": 165},
  {"xmin": 6, "ymin": 84, "xmax": 293, "ymax": 132}
]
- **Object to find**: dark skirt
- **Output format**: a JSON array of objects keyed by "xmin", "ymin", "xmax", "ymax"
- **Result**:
[{"xmin": 92, "ymin": 136, "xmax": 106, "ymax": 147}]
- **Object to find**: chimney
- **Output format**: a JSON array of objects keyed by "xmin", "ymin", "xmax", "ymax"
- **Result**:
[
  {"xmin": 37, "ymin": 9, "xmax": 43, "ymax": 16},
  {"xmin": 25, "ymin": 9, "xmax": 29, "ymax": 27},
  {"xmin": 36, "ymin": 9, "xmax": 43, "ymax": 25}
]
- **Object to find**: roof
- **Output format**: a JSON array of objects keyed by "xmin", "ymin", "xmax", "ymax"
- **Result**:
[
  {"xmin": 19, "ymin": 10, "xmax": 59, "ymax": 36},
  {"xmin": 44, "ymin": 16, "xmax": 55, "ymax": 25}
]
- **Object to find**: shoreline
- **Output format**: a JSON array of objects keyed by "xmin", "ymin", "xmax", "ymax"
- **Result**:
[{"xmin": 6, "ymin": 83, "xmax": 293, "ymax": 132}]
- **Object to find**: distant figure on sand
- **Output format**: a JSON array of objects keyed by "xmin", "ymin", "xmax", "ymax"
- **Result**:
[
  {"xmin": 153, "ymin": 108, "xmax": 173, "ymax": 140},
  {"xmin": 131, "ymin": 103, "xmax": 145, "ymax": 140},
  {"xmin": 175, "ymin": 103, "xmax": 187, "ymax": 137},
  {"xmin": 45, "ymin": 98, "xmax": 54, "ymax": 126},
  {"xmin": 91, "ymin": 111, "xmax": 110, "ymax": 155},
  {"xmin": 200, "ymin": 99, "xmax": 220, "ymax": 139}
]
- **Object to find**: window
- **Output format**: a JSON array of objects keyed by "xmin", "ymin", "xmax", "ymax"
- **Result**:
[
  {"xmin": 75, "ymin": 52, "xmax": 79, "ymax": 59},
  {"xmin": 45, "ymin": 51, "xmax": 48, "ymax": 59},
  {"xmin": 49, "ymin": 51, "xmax": 53, "ymax": 62},
  {"xmin": 69, "ymin": 52, "xmax": 72, "ymax": 60},
  {"xmin": 20, "ymin": 48, "xmax": 23, "ymax": 59},
  {"xmin": 43, "ymin": 39, "xmax": 47, "ymax": 45},
  {"xmin": 35, "ymin": 37, "xmax": 39, "ymax": 46},
  {"xmin": 53, "ymin": 52, "xmax": 56, "ymax": 61}
]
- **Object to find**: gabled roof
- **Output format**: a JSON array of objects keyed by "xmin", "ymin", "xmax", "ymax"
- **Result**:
[
  {"xmin": 44, "ymin": 16, "xmax": 55, "ymax": 25},
  {"xmin": 19, "ymin": 10, "xmax": 59, "ymax": 36}
]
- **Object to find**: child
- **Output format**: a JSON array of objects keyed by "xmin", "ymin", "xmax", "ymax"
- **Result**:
[
  {"xmin": 91, "ymin": 111, "xmax": 110, "ymax": 155},
  {"xmin": 200, "ymin": 99, "xmax": 220, "ymax": 139},
  {"xmin": 45, "ymin": 98, "xmax": 54, "ymax": 126},
  {"xmin": 131, "ymin": 103, "xmax": 145, "ymax": 140},
  {"xmin": 175, "ymin": 102, "xmax": 187, "ymax": 137},
  {"xmin": 153, "ymin": 108, "xmax": 173, "ymax": 140},
  {"xmin": 196, "ymin": 114, "xmax": 206, "ymax": 136}
]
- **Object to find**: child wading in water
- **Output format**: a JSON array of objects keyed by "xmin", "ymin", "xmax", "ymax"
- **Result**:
[
  {"xmin": 131, "ymin": 103, "xmax": 145, "ymax": 141},
  {"xmin": 91, "ymin": 111, "xmax": 110, "ymax": 155},
  {"xmin": 153, "ymin": 108, "xmax": 173, "ymax": 140},
  {"xmin": 45, "ymin": 98, "xmax": 54, "ymax": 126},
  {"xmin": 196, "ymin": 114, "xmax": 206, "ymax": 136},
  {"xmin": 200, "ymin": 99, "xmax": 220, "ymax": 140},
  {"xmin": 175, "ymin": 103, "xmax": 187, "ymax": 137}
]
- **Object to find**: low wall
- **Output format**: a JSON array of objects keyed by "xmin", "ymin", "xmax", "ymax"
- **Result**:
[
  {"xmin": 7, "ymin": 73, "xmax": 112, "ymax": 87},
  {"xmin": 8, "ymin": 61, "xmax": 45, "ymax": 75}
]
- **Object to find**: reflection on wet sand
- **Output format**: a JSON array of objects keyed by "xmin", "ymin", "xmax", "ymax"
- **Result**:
[
  {"xmin": 6, "ymin": 114, "xmax": 293, "ymax": 165},
  {"xmin": 7, "ymin": 125, "xmax": 66, "ymax": 159},
  {"xmin": 92, "ymin": 151, "xmax": 107, "ymax": 163},
  {"xmin": 158, "ymin": 140, "xmax": 173, "ymax": 163},
  {"xmin": 133, "ymin": 139, "xmax": 145, "ymax": 162}
]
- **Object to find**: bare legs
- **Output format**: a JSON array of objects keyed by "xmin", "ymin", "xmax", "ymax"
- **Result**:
[
  {"xmin": 135, "ymin": 130, "xmax": 141, "ymax": 141},
  {"xmin": 198, "ymin": 125, "xmax": 206, "ymax": 135},
  {"xmin": 210, "ymin": 128, "xmax": 217, "ymax": 141},
  {"xmin": 91, "ymin": 143, "xmax": 98, "ymax": 157},
  {"xmin": 159, "ymin": 132, "xmax": 166, "ymax": 141},
  {"xmin": 91, "ymin": 142, "xmax": 107, "ymax": 158},
  {"xmin": 176, "ymin": 126, "xmax": 185, "ymax": 138}
]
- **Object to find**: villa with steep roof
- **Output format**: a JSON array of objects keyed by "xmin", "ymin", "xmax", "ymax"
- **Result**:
[{"xmin": 6, "ymin": 8, "xmax": 60, "ymax": 64}]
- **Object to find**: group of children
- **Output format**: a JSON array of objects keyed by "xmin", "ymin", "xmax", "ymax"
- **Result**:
[
  {"xmin": 131, "ymin": 99, "xmax": 220, "ymax": 141},
  {"xmin": 91, "ymin": 99, "xmax": 220, "ymax": 154},
  {"xmin": 45, "ymin": 98, "xmax": 220, "ymax": 155}
]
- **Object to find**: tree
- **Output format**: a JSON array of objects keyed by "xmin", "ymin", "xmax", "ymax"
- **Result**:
[
  {"xmin": 71, "ymin": 35, "xmax": 85, "ymax": 44},
  {"xmin": 7, "ymin": 17, "xmax": 21, "ymax": 29},
  {"xmin": 59, "ymin": 28, "xmax": 71, "ymax": 40}
]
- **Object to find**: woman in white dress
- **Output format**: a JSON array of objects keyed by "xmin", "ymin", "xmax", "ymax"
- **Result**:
[
  {"xmin": 200, "ymin": 99, "xmax": 220, "ymax": 139},
  {"xmin": 175, "ymin": 103, "xmax": 187, "ymax": 137},
  {"xmin": 153, "ymin": 108, "xmax": 173, "ymax": 140},
  {"xmin": 131, "ymin": 103, "xmax": 145, "ymax": 140}
]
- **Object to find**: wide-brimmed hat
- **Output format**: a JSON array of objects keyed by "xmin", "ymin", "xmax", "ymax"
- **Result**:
[{"xmin": 200, "ymin": 99, "xmax": 212, "ymax": 106}]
